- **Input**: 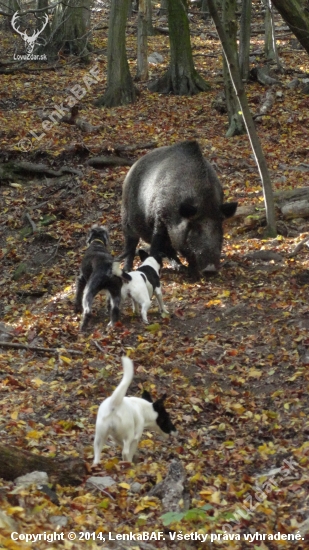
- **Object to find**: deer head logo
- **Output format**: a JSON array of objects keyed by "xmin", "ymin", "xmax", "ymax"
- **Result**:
[{"xmin": 11, "ymin": 12, "xmax": 48, "ymax": 54}]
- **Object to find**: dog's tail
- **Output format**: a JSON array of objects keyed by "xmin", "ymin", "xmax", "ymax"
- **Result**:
[
  {"xmin": 109, "ymin": 357, "xmax": 134, "ymax": 410},
  {"xmin": 112, "ymin": 261, "xmax": 132, "ymax": 282}
]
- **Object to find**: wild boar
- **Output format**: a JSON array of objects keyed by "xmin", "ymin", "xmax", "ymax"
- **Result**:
[{"xmin": 121, "ymin": 140, "xmax": 237, "ymax": 278}]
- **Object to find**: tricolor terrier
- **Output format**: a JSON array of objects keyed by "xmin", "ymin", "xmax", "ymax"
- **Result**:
[
  {"xmin": 74, "ymin": 225, "xmax": 125, "ymax": 331},
  {"xmin": 93, "ymin": 356, "xmax": 177, "ymax": 464},
  {"xmin": 120, "ymin": 249, "xmax": 169, "ymax": 324}
]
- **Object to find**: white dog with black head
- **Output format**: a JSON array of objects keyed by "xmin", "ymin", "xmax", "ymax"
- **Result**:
[
  {"xmin": 93, "ymin": 356, "xmax": 177, "ymax": 465},
  {"xmin": 120, "ymin": 249, "xmax": 168, "ymax": 324}
]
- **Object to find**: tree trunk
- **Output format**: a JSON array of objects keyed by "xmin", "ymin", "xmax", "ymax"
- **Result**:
[
  {"xmin": 264, "ymin": 0, "xmax": 282, "ymax": 69},
  {"xmin": 50, "ymin": 0, "xmax": 92, "ymax": 61},
  {"xmin": 159, "ymin": 0, "xmax": 168, "ymax": 16},
  {"xmin": 95, "ymin": 0, "xmax": 136, "ymax": 107},
  {"xmin": 271, "ymin": 0, "xmax": 309, "ymax": 56},
  {"xmin": 222, "ymin": 0, "xmax": 245, "ymax": 137},
  {"xmin": 201, "ymin": 0, "xmax": 210, "ymax": 20},
  {"xmin": 136, "ymin": 0, "xmax": 148, "ymax": 80},
  {"xmin": 239, "ymin": 0, "xmax": 251, "ymax": 81},
  {"xmin": 148, "ymin": 0, "xmax": 210, "ymax": 95},
  {"xmin": 0, "ymin": 444, "xmax": 87, "ymax": 486},
  {"xmin": 147, "ymin": 0, "xmax": 154, "ymax": 35},
  {"xmin": 35, "ymin": 0, "xmax": 51, "ymax": 57},
  {"xmin": 207, "ymin": 0, "xmax": 277, "ymax": 237}
]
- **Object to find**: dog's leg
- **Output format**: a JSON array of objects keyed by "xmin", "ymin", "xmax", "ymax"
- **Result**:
[
  {"xmin": 106, "ymin": 291, "xmax": 112, "ymax": 314},
  {"xmin": 93, "ymin": 427, "xmax": 108, "ymax": 466},
  {"xmin": 107, "ymin": 292, "xmax": 121, "ymax": 327},
  {"xmin": 132, "ymin": 299, "xmax": 140, "ymax": 315},
  {"xmin": 128, "ymin": 439, "xmax": 139, "ymax": 462},
  {"xmin": 81, "ymin": 275, "xmax": 102, "ymax": 331},
  {"xmin": 154, "ymin": 287, "xmax": 169, "ymax": 315},
  {"xmin": 122, "ymin": 438, "xmax": 134, "ymax": 462},
  {"xmin": 140, "ymin": 300, "xmax": 151, "ymax": 324},
  {"xmin": 125, "ymin": 422, "xmax": 144, "ymax": 461},
  {"xmin": 74, "ymin": 274, "xmax": 87, "ymax": 313}
]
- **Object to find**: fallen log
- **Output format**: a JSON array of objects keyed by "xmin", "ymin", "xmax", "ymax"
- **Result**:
[
  {"xmin": 61, "ymin": 105, "xmax": 103, "ymax": 133},
  {"xmin": 256, "ymin": 90, "xmax": 275, "ymax": 118},
  {"xmin": 0, "ymin": 444, "xmax": 87, "ymax": 486},
  {"xmin": 281, "ymin": 199, "xmax": 309, "ymax": 220},
  {"xmin": 87, "ymin": 156, "xmax": 133, "ymax": 168},
  {"xmin": 0, "ymin": 162, "xmax": 82, "ymax": 182},
  {"xmin": 0, "ymin": 341, "xmax": 83, "ymax": 355},
  {"xmin": 250, "ymin": 67, "xmax": 279, "ymax": 85},
  {"xmin": 226, "ymin": 187, "xmax": 309, "ymax": 228}
]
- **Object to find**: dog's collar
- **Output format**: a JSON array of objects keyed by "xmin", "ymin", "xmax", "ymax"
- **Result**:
[{"xmin": 90, "ymin": 238, "xmax": 106, "ymax": 246}]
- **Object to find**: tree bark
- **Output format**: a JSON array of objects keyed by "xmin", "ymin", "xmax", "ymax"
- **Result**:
[
  {"xmin": 222, "ymin": 0, "xmax": 245, "ymax": 137},
  {"xmin": 271, "ymin": 0, "xmax": 309, "ymax": 56},
  {"xmin": 0, "ymin": 444, "xmax": 87, "ymax": 486},
  {"xmin": 95, "ymin": 0, "xmax": 136, "ymax": 107},
  {"xmin": 146, "ymin": 0, "xmax": 154, "ymax": 35},
  {"xmin": 50, "ymin": 0, "xmax": 92, "ymax": 61},
  {"xmin": 207, "ymin": 0, "xmax": 277, "ymax": 237},
  {"xmin": 136, "ymin": 0, "xmax": 149, "ymax": 80},
  {"xmin": 264, "ymin": 0, "xmax": 282, "ymax": 69},
  {"xmin": 148, "ymin": 0, "xmax": 210, "ymax": 95},
  {"xmin": 239, "ymin": 0, "xmax": 252, "ymax": 81}
]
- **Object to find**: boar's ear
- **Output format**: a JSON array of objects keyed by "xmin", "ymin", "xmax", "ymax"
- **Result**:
[
  {"xmin": 141, "ymin": 390, "xmax": 153, "ymax": 403},
  {"xmin": 221, "ymin": 202, "xmax": 238, "ymax": 219},
  {"xmin": 179, "ymin": 201, "xmax": 198, "ymax": 219},
  {"xmin": 138, "ymin": 248, "xmax": 149, "ymax": 262}
]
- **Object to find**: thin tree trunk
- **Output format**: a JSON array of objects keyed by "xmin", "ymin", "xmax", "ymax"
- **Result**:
[
  {"xmin": 222, "ymin": 0, "xmax": 245, "ymax": 137},
  {"xmin": 271, "ymin": 0, "xmax": 309, "ymax": 56},
  {"xmin": 147, "ymin": 0, "xmax": 154, "ymax": 35},
  {"xmin": 264, "ymin": 0, "xmax": 282, "ymax": 69},
  {"xmin": 239, "ymin": 0, "xmax": 251, "ymax": 81},
  {"xmin": 208, "ymin": 0, "xmax": 277, "ymax": 237},
  {"xmin": 136, "ymin": 0, "xmax": 148, "ymax": 80}
]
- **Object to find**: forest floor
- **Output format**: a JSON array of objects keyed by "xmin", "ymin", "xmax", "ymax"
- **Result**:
[{"xmin": 1, "ymin": 3, "xmax": 309, "ymax": 550}]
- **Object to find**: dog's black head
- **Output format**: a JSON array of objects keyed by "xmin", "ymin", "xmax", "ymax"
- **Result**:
[
  {"xmin": 142, "ymin": 391, "xmax": 177, "ymax": 435},
  {"xmin": 87, "ymin": 225, "xmax": 109, "ymax": 248},
  {"xmin": 138, "ymin": 248, "xmax": 163, "ymax": 271},
  {"xmin": 141, "ymin": 389, "xmax": 153, "ymax": 403}
]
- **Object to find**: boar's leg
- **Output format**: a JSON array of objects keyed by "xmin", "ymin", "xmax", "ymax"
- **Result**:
[
  {"xmin": 150, "ymin": 228, "xmax": 182, "ymax": 268},
  {"xmin": 123, "ymin": 235, "xmax": 139, "ymax": 271},
  {"xmin": 186, "ymin": 255, "xmax": 200, "ymax": 281}
]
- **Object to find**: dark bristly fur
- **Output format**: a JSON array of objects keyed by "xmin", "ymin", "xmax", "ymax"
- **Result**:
[
  {"xmin": 121, "ymin": 140, "xmax": 238, "ymax": 277},
  {"xmin": 74, "ymin": 225, "xmax": 124, "ymax": 331}
]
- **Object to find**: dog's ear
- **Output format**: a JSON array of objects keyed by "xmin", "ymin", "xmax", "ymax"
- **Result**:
[
  {"xmin": 159, "ymin": 393, "xmax": 167, "ymax": 402},
  {"xmin": 98, "ymin": 226, "xmax": 109, "ymax": 247},
  {"xmin": 154, "ymin": 394, "xmax": 167, "ymax": 408},
  {"xmin": 138, "ymin": 248, "xmax": 149, "ymax": 262},
  {"xmin": 86, "ymin": 227, "xmax": 96, "ymax": 245},
  {"xmin": 141, "ymin": 390, "xmax": 153, "ymax": 403}
]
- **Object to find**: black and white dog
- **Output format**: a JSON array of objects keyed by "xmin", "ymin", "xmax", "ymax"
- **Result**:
[
  {"xmin": 74, "ymin": 225, "xmax": 125, "ymax": 331},
  {"xmin": 93, "ymin": 356, "xmax": 177, "ymax": 464},
  {"xmin": 120, "ymin": 250, "xmax": 169, "ymax": 324}
]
